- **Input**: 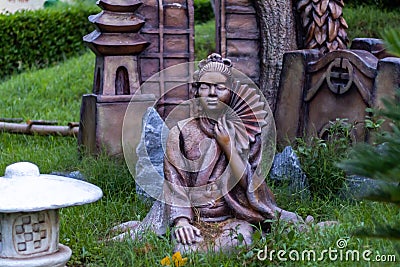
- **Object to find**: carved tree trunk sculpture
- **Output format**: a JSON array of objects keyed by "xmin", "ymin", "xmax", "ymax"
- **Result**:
[
  {"xmin": 253, "ymin": 0, "xmax": 298, "ymax": 112},
  {"xmin": 297, "ymin": 0, "xmax": 349, "ymax": 53}
]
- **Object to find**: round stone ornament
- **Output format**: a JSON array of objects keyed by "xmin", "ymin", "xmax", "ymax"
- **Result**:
[{"xmin": 0, "ymin": 162, "xmax": 103, "ymax": 213}]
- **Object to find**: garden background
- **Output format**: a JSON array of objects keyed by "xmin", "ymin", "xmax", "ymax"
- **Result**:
[{"xmin": 0, "ymin": 0, "xmax": 400, "ymax": 266}]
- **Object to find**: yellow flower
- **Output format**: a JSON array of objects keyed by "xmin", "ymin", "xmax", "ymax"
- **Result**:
[
  {"xmin": 160, "ymin": 255, "xmax": 171, "ymax": 266},
  {"xmin": 160, "ymin": 251, "xmax": 187, "ymax": 267},
  {"xmin": 172, "ymin": 251, "xmax": 188, "ymax": 267}
]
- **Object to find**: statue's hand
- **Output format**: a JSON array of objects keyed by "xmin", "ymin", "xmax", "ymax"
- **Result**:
[
  {"xmin": 214, "ymin": 115, "xmax": 232, "ymax": 152},
  {"xmin": 174, "ymin": 218, "xmax": 201, "ymax": 245}
]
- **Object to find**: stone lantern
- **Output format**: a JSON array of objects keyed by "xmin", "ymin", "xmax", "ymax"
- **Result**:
[
  {"xmin": 0, "ymin": 162, "xmax": 103, "ymax": 267},
  {"xmin": 80, "ymin": 0, "xmax": 154, "ymax": 158}
]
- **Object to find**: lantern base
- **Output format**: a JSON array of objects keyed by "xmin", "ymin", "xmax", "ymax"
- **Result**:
[{"xmin": 0, "ymin": 244, "xmax": 71, "ymax": 267}]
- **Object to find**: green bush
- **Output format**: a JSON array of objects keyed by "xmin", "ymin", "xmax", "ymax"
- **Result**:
[
  {"xmin": 194, "ymin": 0, "xmax": 214, "ymax": 24},
  {"xmin": 294, "ymin": 119, "xmax": 352, "ymax": 199},
  {"xmin": 0, "ymin": 5, "xmax": 98, "ymax": 79},
  {"xmin": 72, "ymin": 0, "xmax": 97, "ymax": 5},
  {"xmin": 195, "ymin": 20, "xmax": 216, "ymax": 60},
  {"xmin": 346, "ymin": 0, "xmax": 400, "ymax": 9},
  {"xmin": 344, "ymin": 5, "xmax": 400, "ymax": 41},
  {"xmin": 44, "ymin": 0, "xmax": 63, "ymax": 8}
]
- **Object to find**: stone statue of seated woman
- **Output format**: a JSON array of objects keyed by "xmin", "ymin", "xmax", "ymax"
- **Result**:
[
  {"xmin": 162, "ymin": 53, "xmax": 303, "ymax": 252},
  {"xmin": 112, "ymin": 53, "xmax": 329, "ymax": 252}
]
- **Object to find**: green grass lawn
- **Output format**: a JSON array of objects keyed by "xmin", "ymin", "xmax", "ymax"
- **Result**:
[
  {"xmin": 0, "ymin": 52, "xmax": 93, "ymax": 124},
  {"xmin": 1, "ymin": 6, "xmax": 400, "ymax": 267}
]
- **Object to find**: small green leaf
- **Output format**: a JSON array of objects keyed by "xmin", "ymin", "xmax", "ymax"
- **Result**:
[
  {"xmin": 287, "ymin": 230, "xmax": 295, "ymax": 241},
  {"xmin": 237, "ymin": 233, "xmax": 244, "ymax": 245}
]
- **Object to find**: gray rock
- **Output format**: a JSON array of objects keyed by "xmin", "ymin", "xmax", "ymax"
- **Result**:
[
  {"xmin": 50, "ymin": 171, "xmax": 86, "ymax": 181},
  {"xmin": 376, "ymin": 142, "xmax": 389, "ymax": 155},
  {"xmin": 339, "ymin": 142, "xmax": 394, "ymax": 200},
  {"xmin": 339, "ymin": 175, "xmax": 391, "ymax": 200},
  {"xmin": 269, "ymin": 146, "xmax": 310, "ymax": 198},
  {"xmin": 135, "ymin": 107, "xmax": 169, "ymax": 201}
]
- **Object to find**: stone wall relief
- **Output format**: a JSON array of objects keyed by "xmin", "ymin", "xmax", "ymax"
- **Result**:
[{"xmin": 275, "ymin": 0, "xmax": 400, "ymax": 145}]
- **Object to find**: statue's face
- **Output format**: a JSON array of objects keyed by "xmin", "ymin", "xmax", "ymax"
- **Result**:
[{"xmin": 197, "ymin": 71, "xmax": 231, "ymax": 113}]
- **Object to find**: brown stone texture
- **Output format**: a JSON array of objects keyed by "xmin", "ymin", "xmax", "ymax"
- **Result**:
[
  {"xmin": 164, "ymin": 35, "xmax": 189, "ymax": 53},
  {"xmin": 79, "ymin": 95, "xmax": 97, "ymax": 154},
  {"xmin": 351, "ymin": 38, "xmax": 394, "ymax": 60},
  {"xmin": 84, "ymin": 32, "xmax": 148, "ymax": 56},
  {"xmin": 137, "ymin": 0, "xmax": 195, "ymax": 120},
  {"xmin": 79, "ymin": 94, "xmax": 155, "ymax": 158},
  {"xmin": 275, "ymin": 50, "xmax": 321, "ymax": 144},
  {"xmin": 120, "ymin": 96, "xmax": 158, "ymax": 162},
  {"xmin": 225, "ymin": 14, "xmax": 258, "ymax": 39},
  {"xmin": 89, "ymin": 12, "xmax": 145, "ymax": 33},
  {"xmin": 374, "ymin": 57, "xmax": 400, "ymax": 132},
  {"xmin": 93, "ymin": 56, "xmax": 141, "ymax": 95},
  {"xmin": 226, "ymin": 40, "xmax": 258, "ymax": 56},
  {"xmin": 216, "ymin": 0, "xmax": 260, "ymax": 85},
  {"xmin": 97, "ymin": 0, "xmax": 143, "ymax": 12}
]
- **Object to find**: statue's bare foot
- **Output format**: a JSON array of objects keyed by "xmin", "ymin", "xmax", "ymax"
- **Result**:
[{"xmin": 111, "ymin": 220, "xmax": 141, "ymax": 233}]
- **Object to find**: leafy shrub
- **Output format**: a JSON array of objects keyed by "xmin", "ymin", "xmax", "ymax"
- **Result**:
[
  {"xmin": 383, "ymin": 28, "xmax": 400, "ymax": 57},
  {"xmin": 338, "ymin": 32, "xmax": 400, "ymax": 223},
  {"xmin": 72, "ymin": 0, "xmax": 97, "ymax": 5},
  {"xmin": 295, "ymin": 119, "xmax": 353, "ymax": 199},
  {"xmin": 344, "ymin": 5, "xmax": 400, "ymax": 41},
  {"xmin": 195, "ymin": 20, "xmax": 216, "ymax": 60},
  {"xmin": 339, "ymin": 91, "xmax": 400, "ymax": 241},
  {"xmin": 194, "ymin": 0, "xmax": 214, "ymax": 24},
  {"xmin": 44, "ymin": 0, "xmax": 64, "ymax": 8},
  {"xmin": 346, "ymin": 0, "xmax": 400, "ymax": 9},
  {"xmin": 0, "ymin": 5, "xmax": 98, "ymax": 79}
]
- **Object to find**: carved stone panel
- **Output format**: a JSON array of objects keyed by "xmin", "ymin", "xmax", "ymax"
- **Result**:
[
  {"xmin": 0, "ymin": 210, "xmax": 58, "ymax": 259},
  {"xmin": 304, "ymin": 50, "xmax": 377, "ymax": 141},
  {"xmin": 13, "ymin": 212, "xmax": 51, "ymax": 256},
  {"xmin": 274, "ymin": 48, "xmax": 397, "ymax": 145},
  {"xmin": 92, "ymin": 56, "xmax": 141, "ymax": 96}
]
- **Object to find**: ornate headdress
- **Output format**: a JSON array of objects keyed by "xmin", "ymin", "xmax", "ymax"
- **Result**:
[{"xmin": 193, "ymin": 53, "xmax": 232, "ymax": 82}]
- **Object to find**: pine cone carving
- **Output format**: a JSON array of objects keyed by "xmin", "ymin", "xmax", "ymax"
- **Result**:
[{"xmin": 297, "ymin": 0, "xmax": 349, "ymax": 53}]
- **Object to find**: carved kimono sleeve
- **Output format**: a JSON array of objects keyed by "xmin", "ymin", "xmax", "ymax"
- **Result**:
[
  {"xmin": 223, "ymin": 134, "xmax": 277, "ymax": 222},
  {"xmin": 163, "ymin": 126, "xmax": 194, "ymax": 225}
]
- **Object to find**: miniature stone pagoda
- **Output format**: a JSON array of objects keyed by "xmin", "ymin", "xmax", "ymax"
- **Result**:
[
  {"xmin": 0, "ymin": 162, "xmax": 102, "ymax": 267},
  {"xmin": 80, "ymin": 0, "xmax": 154, "ymax": 157}
]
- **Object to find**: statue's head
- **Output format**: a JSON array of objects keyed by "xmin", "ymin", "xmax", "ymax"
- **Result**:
[{"xmin": 193, "ymin": 53, "xmax": 233, "ymax": 114}]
